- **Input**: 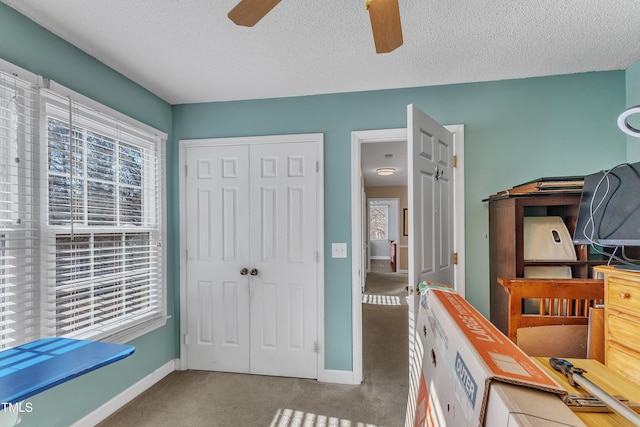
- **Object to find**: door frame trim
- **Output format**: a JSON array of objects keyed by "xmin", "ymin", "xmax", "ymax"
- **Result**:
[
  {"xmin": 177, "ymin": 133, "xmax": 325, "ymax": 378},
  {"xmin": 350, "ymin": 126, "xmax": 465, "ymax": 384}
]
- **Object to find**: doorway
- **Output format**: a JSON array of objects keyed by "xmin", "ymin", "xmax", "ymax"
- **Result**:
[{"xmin": 350, "ymin": 125, "xmax": 465, "ymax": 384}]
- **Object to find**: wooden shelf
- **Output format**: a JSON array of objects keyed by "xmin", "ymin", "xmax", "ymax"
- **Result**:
[
  {"xmin": 487, "ymin": 192, "xmax": 597, "ymax": 334},
  {"xmin": 523, "ymin": 260, "xmax": 614, "ymax": 266}
]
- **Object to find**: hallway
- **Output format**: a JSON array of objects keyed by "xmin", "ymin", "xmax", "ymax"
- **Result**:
[{"xmin": 362, "ymin": 270, "xmax": 410, "ymax": 416}]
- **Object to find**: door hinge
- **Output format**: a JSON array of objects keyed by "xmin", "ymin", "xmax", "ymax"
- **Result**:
[
  {"xmin": 314, "ymin": 341, "xmax": 320, "ymax": 353},
  {"xmin": 185, "ymin": 164, "xmax": 188, "ymax": 176},
  {"xmin": 183, "ymin": 333, "xmax": 188, "ymax": 346},
  {"xmin": 452, "ymin": 155, "xmax": 457, "ymax": 168},
  {"xmin": 453, "ymin": 252, "xmax": 458, "ymax": 265},
  {"xmin": 316, "ymin": 161, "xmax": 319, "ymax": 173}
]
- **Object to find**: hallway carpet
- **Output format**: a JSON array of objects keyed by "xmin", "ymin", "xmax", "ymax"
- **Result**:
[{"xmin": 98, "ymin": 272, "xmax": 409, "ymax": 427}]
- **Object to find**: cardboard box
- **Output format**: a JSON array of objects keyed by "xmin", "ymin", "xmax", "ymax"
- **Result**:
[{"xmin": 406, "ymin": 284, "xmax": 585, "ymax": 427}]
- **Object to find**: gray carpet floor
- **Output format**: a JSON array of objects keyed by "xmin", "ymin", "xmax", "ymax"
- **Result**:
[{"xmin": 98, "ymin": 272, "xmax": 409, "ymax": 427}]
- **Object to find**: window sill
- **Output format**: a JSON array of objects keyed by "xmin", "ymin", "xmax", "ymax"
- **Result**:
[{"xmin": 103, "ymin": 316, "xmax": 171, "ymax": 344}]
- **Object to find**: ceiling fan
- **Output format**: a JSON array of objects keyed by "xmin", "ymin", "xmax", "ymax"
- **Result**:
[{"xmin": 227, "ymin": 0, "xmax": 403, "ymax": 54}]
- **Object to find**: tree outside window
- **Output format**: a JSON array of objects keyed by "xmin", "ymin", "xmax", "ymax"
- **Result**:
[{"xmin": 369, "ymin": 205, "xmax": 388, "ymax": 241}]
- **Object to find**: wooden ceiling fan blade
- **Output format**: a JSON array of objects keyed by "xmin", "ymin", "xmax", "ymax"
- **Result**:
[
  {"xmin": 367, "ymin": 0, "xmax": 403, "ymax": 53},
  {"xmin": 228, "ymin": 0, "xmax": 282, "ymax": 27}
]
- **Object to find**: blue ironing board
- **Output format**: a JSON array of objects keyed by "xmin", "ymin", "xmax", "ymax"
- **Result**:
[{"xmin": 0, "ymin": 337, "xmax": 135, "ymax": 404}]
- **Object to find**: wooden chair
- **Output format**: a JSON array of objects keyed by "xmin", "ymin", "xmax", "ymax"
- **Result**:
[{"xmin": 497, "ymin": 277, "xmax": 604, "ymax": 358}]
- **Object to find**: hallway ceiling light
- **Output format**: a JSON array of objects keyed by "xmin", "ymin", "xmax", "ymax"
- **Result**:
[{"xmin": 376, "ymin": 167, "xmax": 395, "ymax": 176}]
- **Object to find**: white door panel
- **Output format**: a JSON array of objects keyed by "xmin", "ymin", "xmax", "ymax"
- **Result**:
[
  {"xmin": 436, "ymin": 136, "xmax": 453, "ymax": 272},
  {"xmin": 186, "ymin": 145, "xmax": 250, "ymax": 372},
  {"xmin": 250, "ymin": 142, "xmax": 318, "ymax": 378},
  {"xmin": 408, "ymin": 104, "xmax": 454, "ymax": 317},
  {"xmin": 185, "ymin": 138, "xmax": 318, "ymax": 379},
  {"xmin": 419, "ymin": 170, "xmax": 435, "ymax": 275},
  {"xmin": 406, "ymin": 106, "xmax": 455, "ymax": 427}
]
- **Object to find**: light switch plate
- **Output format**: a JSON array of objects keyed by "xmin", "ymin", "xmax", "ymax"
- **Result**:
[{"xmin": 332, "ymin": 243, "xmax": 347, "ymax": 258}]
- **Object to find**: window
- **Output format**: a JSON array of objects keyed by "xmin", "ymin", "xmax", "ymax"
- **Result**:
[
  {"xmin": 0, "ymin": 59, "xmax": 166, "ymax": 349},
  {"xmin": 369, "ymin": 204, "xmax": 389, "ymax": 241},
  {"xmin": 0, "ymin": 66, "xmax": 40, "ymax": 349},
  {"xmin": 42, "ymin": 88, "xmax": 165, "ymax": 342}
]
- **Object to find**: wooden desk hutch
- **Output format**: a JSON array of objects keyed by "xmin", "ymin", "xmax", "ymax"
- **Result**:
[{"xmin": 487, "ymin": 193, "xmax": 606, "ymax": 335}]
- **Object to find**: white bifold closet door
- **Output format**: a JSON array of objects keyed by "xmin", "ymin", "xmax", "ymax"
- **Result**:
[{"xmin": 185, "ymin": 137, "xmax": 319, "ymax": 379}]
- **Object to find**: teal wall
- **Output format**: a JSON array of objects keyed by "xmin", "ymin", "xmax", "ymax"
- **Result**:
[
  {"xmin": 625, "ymin": 60, "xmax": 640, "ymax": 162},
  {"xmin": 0, "ymin": 2, "xmax": 632, "ymax": 424},
  {"xmin": 173, "ymin": 71, "xmax": 627, "ymax": 371},
  {"xmin": 0, "ymin": 4, "xmax": 177, "ymax": 426}
]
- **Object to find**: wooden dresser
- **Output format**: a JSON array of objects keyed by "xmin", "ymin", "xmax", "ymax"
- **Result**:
[{"xmin": 595, "ymin": 265, "xmax": 640, "ymax": 386}]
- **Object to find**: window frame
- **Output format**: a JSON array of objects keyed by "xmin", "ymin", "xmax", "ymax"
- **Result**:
[
  {"xmin": 39, "ymin": 81, "xmax": 168, "ymax": 344},
  {"xmin": 0, "ymin": 57, "xmax": 168, "ymax": 349}
]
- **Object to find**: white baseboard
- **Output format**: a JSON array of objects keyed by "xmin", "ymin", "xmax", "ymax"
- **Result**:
[
  {"xmin": 319, "ymin": 369, "xmax": 360, "ymax": 385},
  {"xmin": 72, "ymin": 359, "xmax": 177, "ymax": 427}
]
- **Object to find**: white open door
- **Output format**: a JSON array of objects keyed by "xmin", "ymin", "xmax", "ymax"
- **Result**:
[
  {"xmin": 407, "ymin": 104, "xmax": 455, "ymax": 321},
  {"xmin": 405, "ymin": 105, "xmax": 456, "ymax": 426}
]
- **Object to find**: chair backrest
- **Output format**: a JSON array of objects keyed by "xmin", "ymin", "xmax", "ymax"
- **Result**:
[{"xmin": 497, "ymin": 277, "xmax": 604, "ymax": 344}]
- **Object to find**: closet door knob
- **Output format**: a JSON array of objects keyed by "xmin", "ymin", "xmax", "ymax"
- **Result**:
[
  {"xmin": 240, "ymin": 268, "xmax": 249, "ymax": 276},
  {"xmin": 250, "ymin": 268, "xmax": 258, "ymax": 276}
]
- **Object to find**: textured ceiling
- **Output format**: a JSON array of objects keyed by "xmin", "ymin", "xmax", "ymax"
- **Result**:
[
  {"xmin": 362, "ymin": 141, "xmax": 407, "ymax": 187},
  {"xmin": 3, "ymin": 0, "xmax": 640, "ymax": 105}
]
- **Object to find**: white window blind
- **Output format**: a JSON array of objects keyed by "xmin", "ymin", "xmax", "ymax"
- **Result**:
[
  {"xmin": 0, "ymin": 57, "xmax": 166, "ymax": 349},
  {"xmin": 41, "ymin": 87, "xmax": 165, "ymax": 341},
  {"xmin": 0, "ymin": 66, "xmax": 41, "ymax": 349}
]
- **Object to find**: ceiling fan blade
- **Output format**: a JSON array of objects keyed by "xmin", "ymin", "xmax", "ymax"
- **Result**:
[
  {"xmin": 367, "ymin": 0, "xmax": 403, "ymax": 53},
  {"xmin": 228, "ymin": 0, "xmax": 282, "ymax": 27}
]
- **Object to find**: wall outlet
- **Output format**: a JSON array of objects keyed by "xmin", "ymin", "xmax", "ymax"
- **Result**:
[{"xmin": 332, "ymin": 243, "xmax": 347, "ymax": 258}]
